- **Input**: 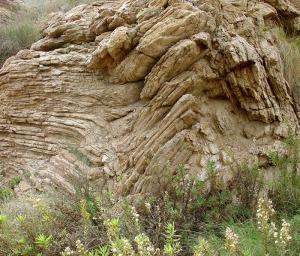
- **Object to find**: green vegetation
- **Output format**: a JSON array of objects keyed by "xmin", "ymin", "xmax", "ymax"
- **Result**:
[
  {"xmin": 0, "ymin": 5, "xmax": 300, "ymax": 253},
  {"xmin": 0, "ymin": 18, "xmax": 40, "ymax": 65},
  {"xmin": 268, "ymin": 132, "xmax": 300, "ymax": 217},
  {"xmin": 0, "ymin": 134, "xmax": 299, "ymax": 255},
  {"xmin": 68, "ymin": 146, "xmax": 95, "ymax": 167},
  {"xmin": 0, "ymin": 185, "xmax": 11, "ymax": 200},
  {"xmin": 8, "ymin": 175, "xmax": 22, "ymax": 188},
  {"xmin": 276, "ymin": 27, "xmax": 300, "ymax": 116},
  {"xmin": 0, "ymin": 0, "xmax": 93, "ymax": 66},
  {"xmin": 276, "ymin": 28, "xmax": 300, "ymax": 92}
]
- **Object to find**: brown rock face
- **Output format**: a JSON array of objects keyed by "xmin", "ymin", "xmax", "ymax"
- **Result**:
[{"xmin": 0, "ymin": 0, "xmax": 299, "ymax": 195}]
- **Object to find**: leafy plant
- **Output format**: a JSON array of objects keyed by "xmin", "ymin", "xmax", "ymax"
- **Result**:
[
  {"xmin": 163, "ymin": 222, "xmax": 181, "ymax": 256},
  {"xmin": 68, "ymin": 146, "xmax": 95, "ymax": 167},
  {"xmin": 256, "ymin": 198, "xmax": 292, "ymax": 256},
  {"xmin": 0, "ymin": 214, "xmax": 6, "ymax": 224},
  {"xmin": 268, "ymin": 133, "xmax": 300, "ymax": 217},
  {"xmin": 230, "ymin": 162, "xmax": 264, "ymax": 219},
  {"xmin": 0, "ymin": 185, "xmax": 11, "ymax": 200},
  {"xmin": 35, "ymin": 233, "xmax": 52, "ymax": 251},
  {"xmin": 9, "ymin": 175, "xmax": 22, "ymax": 188},
  {"xmin": 224, "ymin": 227, "xmax": 240, "ymax": 256}
]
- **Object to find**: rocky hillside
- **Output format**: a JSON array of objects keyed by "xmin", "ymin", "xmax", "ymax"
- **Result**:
[{"xmin": 0, "ymin": 0, "xmax": 299, "ymax": 195}]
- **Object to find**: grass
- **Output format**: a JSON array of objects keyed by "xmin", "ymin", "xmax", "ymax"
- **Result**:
[
  {"xmin": 1, "ymin": 132, "xmax": 300, "ymax": 255},
  {"xmin": 276, "ymin": 28, "xmax": 300, "ymax": 116},
  {"xmin": 0, "ymin": 0, "xmax": 93, "ymax": 67},
  {"xmin": 0, "ymin": 134, "xmax": 299, "ymax": 255},
  {"xmin": 0, "ymin": 185, "xmax": 11, "ymax": 200},
  {"xmin": 196, "ymin": 221, "xmax": 264, "ymax": 256},
  {"xmin": 0, "ymin": 18, "xmax": 40, "ymax": 65},
  {"xmin": 276, "ymin": 29, "xmax": 300, "ymax": 91},
  {"xmin": 68, "ymin": 146, "xmax": 95, "ymax": 167},
  {"xmin": 8, "ymin": 175, "xmax": 22, "ymax": 188},
  {"xmin": 0, "ymin": 4, "xmax": 300, "ymax": 255}
]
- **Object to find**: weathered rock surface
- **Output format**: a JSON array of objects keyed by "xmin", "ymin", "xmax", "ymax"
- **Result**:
[{"xmin": 0, "ymin": 0, "xmax": 299, "ymax": 195}]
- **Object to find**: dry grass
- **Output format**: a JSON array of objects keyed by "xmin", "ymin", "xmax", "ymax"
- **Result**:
[
  {"xmin": 275, "ymin": 28, "xmax": 300, "ymax": 115},
  {"xmin": 275, "ymin": 29, "xmax": 300, "ymax": 99},
  {"xmin": 0, "ymin": 0, "xmax": 93, "ymax": 67},
  {"xmin": 277, "ymin": 30, "xmax": 300, "ymax": 90},
  {"xmin": 0, "ymin": 18, "xmax": 40, "ymax": 65}
]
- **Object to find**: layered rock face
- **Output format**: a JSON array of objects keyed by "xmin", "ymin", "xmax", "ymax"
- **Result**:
[{"xmin": 0, "ymin": 0, "xmax": 299, "ymax": 195}]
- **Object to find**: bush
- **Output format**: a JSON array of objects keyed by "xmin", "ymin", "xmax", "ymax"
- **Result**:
[
  {"xmin": 0, "ymin": 165, "xmax": 299, "ymax": 255},
  {"xmin": 267, "ymin": 133, "xmax": 300, "ymax": 217},
  {"xmin": 8, "ymin": 175, "xmax": 22, "ymax": 188},
  {"xmin": 0, "ymin": 138, "xmax": 299, "ymax": 255},
  {"xmin": 0, "ymin": 192, "xmax": 84, "ymax": 255},
  {"xmin": 276, "ymin": 28, "xmax": 300, "ymax": 116},
  {"xmin": 0, "ymin": 18, "xmax": 40, "ymax": 65},
  {"xmin": 0, "ymin": 185, "xmax": 11, "ymax": 200},
  {"xmin": 276, "ymin": 29, "xmax": 300, "ymax": 92},
  {"xmin": 0, "ymin": 0, "xmax": 93, "ymax": 66}
]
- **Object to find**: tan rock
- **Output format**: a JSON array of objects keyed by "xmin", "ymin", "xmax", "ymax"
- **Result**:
[{"xmin": 0, "ymin": 0, "xmax": 299, "ymax": 196}]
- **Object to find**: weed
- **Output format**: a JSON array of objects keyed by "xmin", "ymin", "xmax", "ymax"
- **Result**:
[
  {"xmin": 289, "ymin": 213, "xmax": 300, "ymax": 256},
  {"xmin": 35, "ymin": 233, "xmax": 52, "ymax": 251},
  {"xmin": 68, "ymin": 146, "xmax": 95, "ymax": 167},
  {"xmin": 0, "ymin": 214, "xmax": 6, "ymax": 224},
  {"xmin": 0, "ymin": 185, "xmax": 11, "ymax": 200},
  {"xmin": 80, "ymin": 199, "xmax": 91, "ymax": 242},
  {"xmin": 0, "ymin": 0, "xmax": 94, "ymax": 66},
  {"xmin": 256, "ymin": 198, "xmax": 292, "ymax": 256},
  {"xmin": 230, "ymin": 162, "xmax": 264, "ymax": 219},
  {"xmin": 224, "ymin": 227, "xmax": 240, "ymax": 256},
  {"xmin": 193, "ymin": 238, "xmax": 213, "ymax": 256},
  {"xmin": 163, "ymin": 222, "xmax": 181, "ymax": 256},
  {"xmin": 268, "ymin": 134, "xmax": 300, "ymax": 217},
  {"xmin": 134, "ymin": 233, "xmax": 156, "ymax": 255},
  {"xmin": 276, "ymin": 29, "xmax": 300, "ymax": 93},
  {"xmin": 256, "ymin": 198, "xmax": 277, "ymax": 255},
  {"xmin": 8, "ymin": 175, "xmax": 22, "ymax": 188}
]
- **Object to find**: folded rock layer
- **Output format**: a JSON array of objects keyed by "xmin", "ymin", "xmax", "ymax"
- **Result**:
[{"xmin": 0, "ymin": 0, "xmax": 299, "ymax": 195}]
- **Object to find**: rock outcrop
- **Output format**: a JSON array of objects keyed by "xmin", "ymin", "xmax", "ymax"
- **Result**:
[{"xmin": 0, "ymin": 0, "xmax": 299, "ymax": 195}]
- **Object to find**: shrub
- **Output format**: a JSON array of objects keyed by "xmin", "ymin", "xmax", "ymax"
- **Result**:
[
  {"xmin": 0, "ymin": 18, "xmax": 40, "ymax": 65},
  {"xmin": 8, "ymin": 175, "xmax": 22, "ymax": 188},
  {"xmin": 0, "ymin": 185, "xmax": 11, "ymax": 200},
  {"xmin": 267, "ymin": 133, "xmax": 300, "ymax": 217},
  {"xmin": 230, "ymin": 162, "xmax": 264, "ymax": 219},
  {"xmin": 0, "ymin": 176, "xmax": 299, "ymax": 255},
  {"xmin": 0, "ymin": 192, "xmax": 85, "ymax": 255},
  {"xmin": 0, "ymin": 0, "xmax": 93, "ymax": 66},
  {"xmin": 276, "ymin": 28, "xmax": 300, "ymax": 116},
  {"xmin": 276, "ymin": 29, "xmax": 300, "ymax": 93},
  {"xmin": 0, "ymin": 137, "xmax": 299, "ymax": 255}
]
